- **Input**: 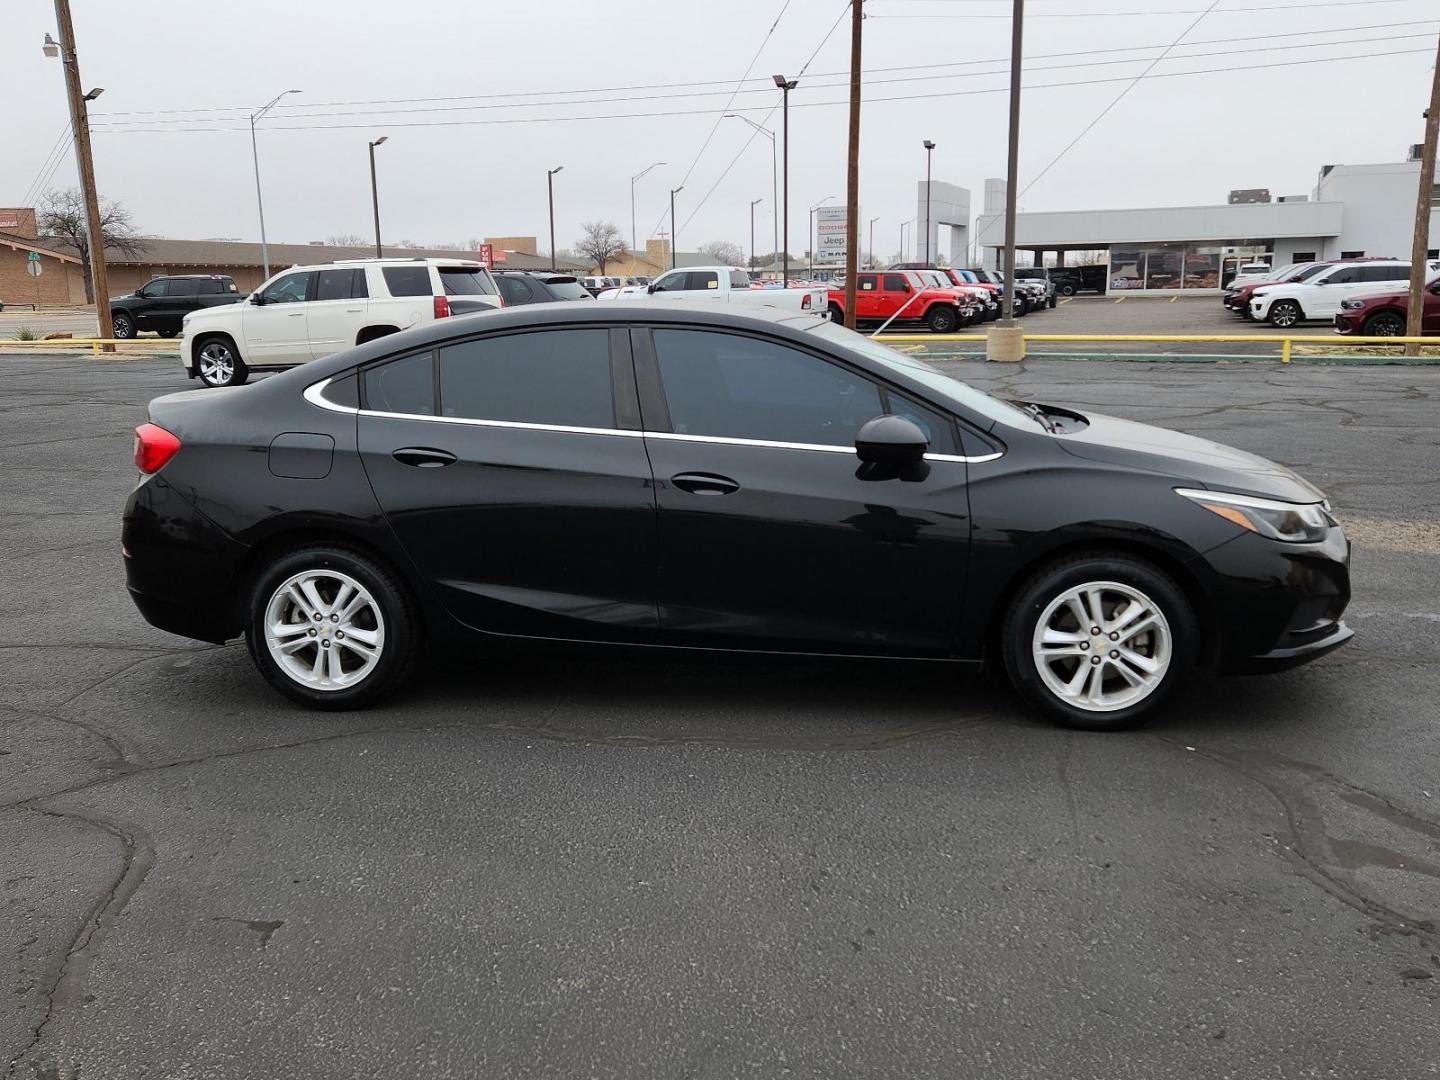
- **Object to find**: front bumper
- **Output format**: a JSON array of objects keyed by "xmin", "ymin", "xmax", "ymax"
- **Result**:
[
  {"xmin": 1333, "ymin": 312, "xmax": 1363, "ymax": 335},
  {"xmin": 1197, "ymin": 524, "xmax": 1352, "ymax": 674}
]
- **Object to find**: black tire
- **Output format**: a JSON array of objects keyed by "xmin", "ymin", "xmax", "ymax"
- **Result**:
[
  {"xmin": 194, "ymin": 335, "xmax": 249, "ymax": 387},
  {"xmin": 112, "ymin": 312, "xmax": 135, "ymax": 339},
  {"xmin": 1267, "ymin": 299, "xmax": 1303, "ymax": 329},
  {"xmin": 1048, "ymin": 295, "xmax": 1058, "ymax": 309},
  {"xmin": 828, "ymin": 303, "xmax": 845, "ymax": 324},
  {"xmin": 245, "ymin": 545, "xmax": 420, "ymax": 710},
  {"xmin": 157, "ymin": 328, "xmax": 178, "ymax": 339},
  {"xmin": 1001, "ymin": 552, "xmax": 1198, "ymax": 731},
  {"xmin": 1059, "ymin": 284, "xmax": 1076, "ymax": 297},
  {"xmin": 1362, "ymin": 310, "xmax": 1405, "ymax": 337},
  {"xmin": 1013, "ymin": 297, "xmax": 1029, "ymax": 317},
  {"xmin": 926, "ymin": 305, "xmax": 960, "ymax": 334}
]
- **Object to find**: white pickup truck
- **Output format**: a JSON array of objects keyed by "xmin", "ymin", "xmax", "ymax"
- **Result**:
[{"xmin": 599, "ymin": 265, "xmax": 828, "ymax": 316}]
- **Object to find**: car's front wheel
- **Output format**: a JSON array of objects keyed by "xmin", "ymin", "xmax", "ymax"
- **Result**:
[
  {"xmin": 927, "ymin": 305, "xmax": 960, "ymax": 333},
  {"xmin": 1267, "ymin": 300, "xmax": 1303, "ymax": 328},
  {"xmin": 1362, "ymin": 311, "xmax": 1405, "ymax": 337},
  {"xmin": 245, "ymin": 545, "xmax": 419, "ymax": 709},
  {"xmin": 112, "ymin": 312, "xmax": 135, "ymax": 339},
  {"xmin": 195, "ymin": 336, "xmax": 248, "ymax": 387},
  {"xmin": 1001, "ymin": 554, "xmax": 1198, "ymax": 730}
]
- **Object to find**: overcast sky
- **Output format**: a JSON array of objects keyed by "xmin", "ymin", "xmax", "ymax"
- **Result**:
[{"xmin": 3, "ymin": 0, "xmax": 1437, "ymax": 261}]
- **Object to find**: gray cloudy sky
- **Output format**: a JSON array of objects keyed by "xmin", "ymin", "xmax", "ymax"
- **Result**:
[{"xmin": 4, "ymin": 0, "xmax": 1437, "ymax": 260}]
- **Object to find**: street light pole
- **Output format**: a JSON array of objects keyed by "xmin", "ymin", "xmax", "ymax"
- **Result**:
[
  {"xmin": 773, "ymin": 75, "xmax": 798, "ymax": 282},
  {"xmin": 923, "ymin": 139, "xmax": 936, "ymax": 265},
  {"xmin": 250, "ymin": 88, "xmax": 301, "ymax": 280},
  {"xmin": 45, "ymin": 2, "xmax": 111, "ymax": 342},
  {"xmin": 669, "ymin": 186, "xmax": 684, "ymax": 269},
  {"xmin": 900, "ymin": 221, "xmax": 909, "ymax": 262},
  {"xmin": 368, "ymin": 136, "xmax": 388, "ymax": 259},
  {"xmin": 750, "ymin": 198, "xmax": 763, "ymax": 270},
  {"xmin": 547, "ymin": 165, "xmax": 563, "ymax": 272},
  {"xmin": 869, "ymin": 217, "xmax": 879, "ymax": 269},
  {"xmin": 726, "ymin": 115, "xmax": 779, "ymax": 276},
  {"xmin": 630, "ymin": 161, "xmax": 665, "ymax": 258}
]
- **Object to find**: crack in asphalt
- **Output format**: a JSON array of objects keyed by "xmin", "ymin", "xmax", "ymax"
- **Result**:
[{"xmin": 1151, "ymin": 736, "xmax": 1439, "ymax": 948}]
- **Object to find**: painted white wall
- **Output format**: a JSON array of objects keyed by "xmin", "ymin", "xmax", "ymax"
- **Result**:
[
  {"xmin": 1313, "ymin": 162, "xmax": 1440, "ymax": 260},
  {"xmin": 974, "ymin": 199, "xmax": 1343, "ymax": 250}
]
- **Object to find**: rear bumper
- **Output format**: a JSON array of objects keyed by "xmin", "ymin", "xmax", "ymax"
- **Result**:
[{"xmin": 123, "ymin": 475, "xmax": 248, "ymax": 643}]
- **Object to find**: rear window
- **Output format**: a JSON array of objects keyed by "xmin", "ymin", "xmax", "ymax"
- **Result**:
[
  {"xmin": 729, "ymin": 270, "xmax": 754, "ymax": 289},
  {"xmin": 195, "ymin": 278, "xmax": 224, "ymax": 295},
  {"xmin": 543, "ymin": 279, "xmax": 593, "ymax": 301},
  {"xmin": 439, "ymin": 266, "xmax": 499, "ymax": 296},
  {"xmin": 382, "ymin": 266, "xmax": 433, "ymax": 297}
]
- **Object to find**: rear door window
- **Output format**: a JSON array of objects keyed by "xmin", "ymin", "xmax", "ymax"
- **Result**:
[
  {"xmin": 168, "ymin": 279, "xmax": 199, "ymax": 297},
  {"xmin": 381, "ymin": 266, "xmax": 433, "ymax": 297},
  {"xmin": 438, "ymin": 266, "xmax": 499, "ymax": 296},
  {"xmin": 882, "ymin": 274, "xmax": 908, "ymax": 292},
  {"xmin": 317, "ymin": 268, "xmax": 362, "ymax": 301},
  {"xmin": 364, "ymin": 352, "xmax": 435, "ymax": 416},
  {"xmin": 686, "ymin": 271, "xmax": 721, "ymax": 291},
  {"xmin": 195, "ymin": 278, "xmax": 224, "ymax": 295},
  {"xmin": 438, "ymin": 329, "xmax": 614, "ymax": 428}
]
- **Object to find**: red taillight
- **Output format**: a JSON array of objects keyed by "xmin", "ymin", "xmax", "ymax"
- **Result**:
[
  {"xmin": 433, "ymin": 295, "xmax": 451, "ymax": 319},
  {"xmin": 802, "ymin": 294, "xmax": 812, "ymax": 310},
  {"xmin": 134, "ymin": 423, "xmax": 181, "ymax": 474}
]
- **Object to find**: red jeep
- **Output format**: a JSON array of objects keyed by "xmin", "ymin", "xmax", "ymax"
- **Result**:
[{"xmin": 827, "ymin": 270, "xmax": 974, "ymax": 333}]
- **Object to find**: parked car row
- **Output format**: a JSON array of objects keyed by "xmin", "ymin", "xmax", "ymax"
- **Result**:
[
  {"xmin": 824, "ymin": 265, "xmax": 1056, "ymax": 333},
  {"xmin": 1222, "ymin": 256, "xmax": 1440, "ymax": 333}
]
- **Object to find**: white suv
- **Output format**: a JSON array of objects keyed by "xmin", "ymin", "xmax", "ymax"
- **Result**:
[
  {"xmin": 1250, "ymin": 261, "xmax": 1412, "ymax": 328},
  {"xmin": 181, "ymin": 257, "xmax": 501, "ymax": 386}
]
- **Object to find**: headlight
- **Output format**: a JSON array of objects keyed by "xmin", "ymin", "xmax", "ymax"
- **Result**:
[
  {"xmin": 1251, "ymin": 290, "xmax": 1269, "ymax": 299},
  {"xmin": 1176, "ymin": 488, "xmax": 1333, "ymax": 543},
  {"xmin": 1339, "ymin": 299, "xmax": 1366, "ymax": 310}
]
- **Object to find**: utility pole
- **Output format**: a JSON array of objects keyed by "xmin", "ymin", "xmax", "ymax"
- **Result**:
[
  {"xmin": 368, "ymin": 136, "xmax": 388, "ymax": 258},
  {"xmin": 49, "ymin": 0, "xmax": 111, "ymax": 345},
  {"xmin": 843, "ymin": 0, "xmax": 863, "ymax": 329},
  {"xmin": 750, "ymin": 198, "xmax": 763, "ymax": 270},
  {"xmin": 989, "ymin": 0, "xmax": 1026, "ymax": 363},
  {"xmin": 869, "ymin": 217, "xmax": 879, "ymax": 270},
  {"xmin": 774, "ymin": 75, "xmax": 798, "ymax": 283},
  {"xmin": 1406, "ymin": 34, "xmax": 1440, "ymax": 356},
  {"xmin": 249, "ymin": 89, "xmax": 301, "ymax": 280},
  {"xmin": 547, "ymin": 165, "xmax": 563, "ymax": 272}
]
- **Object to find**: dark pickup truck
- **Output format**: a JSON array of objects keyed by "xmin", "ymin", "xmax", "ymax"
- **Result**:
[{"xmin": 109, "ymin": 274, "xmax": 243, "ymax": 338}]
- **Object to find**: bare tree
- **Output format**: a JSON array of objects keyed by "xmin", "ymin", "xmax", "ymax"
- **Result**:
[
  {"xmin": 324, "ymin": 234, "xmax": 369, "ymax": 247},
  {"xmin": 38, "ymin": 188, "xmax": 146, "ymax": 303},
  {"xmin": 575, "ymin": 221, "xmax": 627, "ymax": 273},
  {"xmin": 700, "ymin": 240, "xmax": 745, "ymax": 267}
]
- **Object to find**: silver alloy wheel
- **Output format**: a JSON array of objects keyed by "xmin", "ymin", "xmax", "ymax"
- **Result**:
[
  {"xmin": 1031, "ymin": 580, "xmax": 1172, "ymax": 713},
  {"xmin": 1270, "ymin": 303, "xmax": 1299, "ymax": 328},
  {"xmin": 263, "ymin": 569, "xmax": 385, "ymax": 692},
  {"xmin": 197, "ymin": 341, "xmax": 235, "ymax": 386},
  {"xmin": 112, "ymin": 314, "xmax": 134, "ymax": 339}
]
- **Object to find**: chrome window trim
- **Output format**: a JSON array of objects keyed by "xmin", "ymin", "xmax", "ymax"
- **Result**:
[{"xmin": 305, "ymin": 378, "xmax": 1004, "ymax": 462}]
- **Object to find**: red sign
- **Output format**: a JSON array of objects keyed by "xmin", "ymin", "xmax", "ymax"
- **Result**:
[
  {"xmin": 0, "ymin": 213, "xmax": 19, "ymax": 230},
  {"xmin": 476, "ymin": 244, "xmax": 493, "ymax": 269},
  {"xmin": 492, "ymin": 248, "xmax": 506, "ymax": 264}
]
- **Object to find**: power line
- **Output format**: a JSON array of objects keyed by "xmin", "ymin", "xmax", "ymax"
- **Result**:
[
  {"xmin": 91, "ymin": 44, "xmax": 1434, "ymax": 136},
  {"xmin": 88, "ymin": 18, "xmax": 1434, "ymax": 123},
  {"xmin": 21, "ymin": 123, "xmax": 73, "ymax": 206},
  {"xmin": 867, "ymin": 0, "xmax": 1420, "ymax": 15},
  {"xmin": 1018, "ymin": 0, "xmax": 1224, "ymax": 200}
]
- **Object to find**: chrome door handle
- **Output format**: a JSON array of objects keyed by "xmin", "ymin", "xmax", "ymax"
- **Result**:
[{"xmin": 287, "ymin": 312, "xmax": 303, "ymax": 317}]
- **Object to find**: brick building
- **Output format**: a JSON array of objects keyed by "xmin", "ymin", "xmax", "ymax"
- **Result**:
[{"xmin": 0, "ymin": 208, "xmax": 87, "ymax": 309}]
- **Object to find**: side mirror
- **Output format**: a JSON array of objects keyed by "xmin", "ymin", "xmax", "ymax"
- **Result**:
[
  {"xmin": 855, "ymin": 415, "xmax": 928, "ymax": 465},
  {"xmin": 647, "ymin": 283, "xmax": 658, "ymax": 294},
  {"xmin": 899, "ymin": 282, "xmax": 911, "ymax": 293},
  {"xmin": 250, "ymin": 293, "xmax": 266, "ymax": 305}
]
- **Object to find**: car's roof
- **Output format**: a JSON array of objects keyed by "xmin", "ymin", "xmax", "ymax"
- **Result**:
[
  {"xmin": 291, "ymin": 301, "xmax": 829, "ymax": 383},
  {"xmin": 292, "ymin": 257, "xmax": 490, "ymax": 270}
]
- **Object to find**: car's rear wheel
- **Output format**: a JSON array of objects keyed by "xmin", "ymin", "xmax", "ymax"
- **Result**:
[
  {"xmin": 112, "ymin": 313, "xmax": 135, "ymax": 339},
  {"xmin": 1267, "ymin": 300, "xmax": 1303, "ymax": 328},
  {"xmin": 1059, "ymin": 284, "xmax": 1076, "ymax": 296},
  {"xmin": 1001, "ymin": 554, "xmax": 1198, "ymax": 731},
  {"xmin": 195, "ymin": 336, "xmax": 248, "ymax": 387},
  {"xmin": 245, "ymin": 546, "xmax": 419, "ymax": 709},
  {"xmin": 927, "ymin": 305, "xmax": 960, "ymax": 333},
  {"xmin": 157, "ymin": 328, "xmax": 178, "ymax": 339},
  {"xmin": 828, "ymin": 302, "xmax": 844, "ymax": 324},
  {"xmin": 1362, "ymin": 311, "xmax": 1405, "ymax": 337}
]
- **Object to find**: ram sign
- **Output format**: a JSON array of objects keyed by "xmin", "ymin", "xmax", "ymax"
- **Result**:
[{"xmin": 816, "ymin": 206, "xmax": 850, "ymax": 263}]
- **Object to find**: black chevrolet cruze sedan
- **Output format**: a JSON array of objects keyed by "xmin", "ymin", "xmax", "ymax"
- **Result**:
[{"xmin": 123, "ymin": 303, "xmax": 1351, "ymax": 730}]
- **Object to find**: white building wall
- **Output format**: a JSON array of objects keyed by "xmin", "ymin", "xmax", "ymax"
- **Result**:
[
  {"xmin": 975, "ymin": 199, "xmax": 1342, "ymax": 249},
  {"xmin": 1313, "ymin": 162, "xmax": 1440, "ymax": 259}
]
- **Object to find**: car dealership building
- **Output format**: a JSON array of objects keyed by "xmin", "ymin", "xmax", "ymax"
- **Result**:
[{"xmin": 973, "ymin": 155, "xmax": 1440, "ymax": 295}]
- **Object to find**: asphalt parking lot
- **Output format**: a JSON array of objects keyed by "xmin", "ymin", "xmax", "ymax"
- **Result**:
[{"xmin": 3, "ymin": 354, "xmax": 1439, "ymax": 1079}]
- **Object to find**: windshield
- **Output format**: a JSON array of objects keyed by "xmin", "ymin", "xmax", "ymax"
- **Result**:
[
  {"xmin": 439, "ymin": 266, "xmax": 498, "ymax": 296},
  {"xmin": 1292, "ymin": 263, "xmax": 1329, "ymax": 282},
  {"xmin": 807, "ymin": 320, "xmax": 1032, "ymax": 427}
]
